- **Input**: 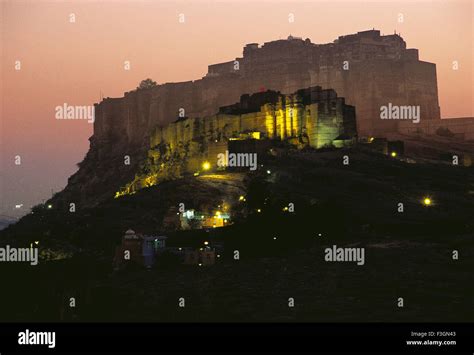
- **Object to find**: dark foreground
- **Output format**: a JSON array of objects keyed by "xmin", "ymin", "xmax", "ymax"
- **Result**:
[{"xmin": 1, "ymin": 146, "xmax": 473, "ymax": 322}]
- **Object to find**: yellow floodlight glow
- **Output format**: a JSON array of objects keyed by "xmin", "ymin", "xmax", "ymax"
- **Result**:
[
  {"xmin": 239, "ymin": 195, "xmax": 245, "ymax": 201},
  {"xmin": 202, "ymin": 162, "xmax": 211, "ymax": 171},
  {"xmin": 251, "ymin": 132, "xmax": 261, "ymax": 140},
  {"xmin": 423, "ymin": 197, "xmax": 432, "ymax": 206},
  {"xmin": 391, "ymin": 151, "xmax": 397, "ymax": 157}
]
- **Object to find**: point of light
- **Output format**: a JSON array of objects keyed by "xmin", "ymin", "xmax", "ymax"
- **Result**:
[
  {"xmin": 202, "ymin": 161, "xmax": 211, "ymax": 171},
  {"xmin": 257, "ymin": 209, "xmax": 261, "ymax": 213},
  {"xmin": 391, "ymin": 151, "xmax": 397, "ymax": 157},
  {"xmin": 423, "ymin": 197, "xmax": 432, "ymax": 206},
  {"xmin": 47, "ymin": 204, "xmax": 52, "ymax": 209},
  {"xmin": 204, "ymin": 241, "xmax": 209, "ymax": 245}
]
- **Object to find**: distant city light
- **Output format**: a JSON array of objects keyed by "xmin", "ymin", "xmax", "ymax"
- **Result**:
[
  {"xmin": 202, "ymin": 161, "xmax": 211, "ymax": 171},
  {"xmin": 369, "ymin": 137, "xmax": 375, "ymax": 142},
  {"xmin": 204, "ymin": 241, "xmax": 209, "ymax": 245},
  {"xmin": 239, "ymin": 195, "xmax": 245, "ymax": 201},
  {"xmin": 391, "ymin": 151, "xmax": 397, "ymax": 157},
  {"xmin": 266, "ymin": 170, "xmax": 271, "ymax": 174},
  {"xmin": 47, "ymin": 204, "xmax": 52, "ymax": 209},
  {"xmin": 273, "ymin": 237, "xmax": 277, "ymax": 240},
  {"xmin": 423, "ymin": 197, "xmax": 432, "ymax": 206},
  {"xmin": 257, "ymin": 209, "xmax": 261, "ymax": 213}
]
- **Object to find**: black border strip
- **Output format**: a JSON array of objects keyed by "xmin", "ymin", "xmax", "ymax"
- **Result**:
[{"xmin": 0, "ymin": 323, "xmax": 473, "ymax": 353}]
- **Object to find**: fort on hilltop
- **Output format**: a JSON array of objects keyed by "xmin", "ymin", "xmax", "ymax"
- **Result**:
[
  {"xmin": 61, "ymin": 30, "xmax": 471, "ymax": 207},
  {"xmin": 93, "ymin": 29, "xmax": 440, "ymax": 156}
]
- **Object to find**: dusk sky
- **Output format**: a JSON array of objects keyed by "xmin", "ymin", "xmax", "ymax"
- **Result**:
[{"xmin": 1, "ymin": 0, "xmax": 473, "ymax": 219}]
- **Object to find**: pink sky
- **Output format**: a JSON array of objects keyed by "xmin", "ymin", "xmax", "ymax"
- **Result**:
[{"xmin": 1, "ymin": 0, "xmax": 473, "ymax": 218}]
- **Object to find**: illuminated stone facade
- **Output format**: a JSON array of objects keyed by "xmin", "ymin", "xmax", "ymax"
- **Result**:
[{"xmin": 116, "ymin": 86, "xmax": 355, "ymax": 196}]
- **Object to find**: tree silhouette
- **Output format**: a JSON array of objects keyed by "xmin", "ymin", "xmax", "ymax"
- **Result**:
[{"xmin": 137, "ymin": 78, "xmax": 157, "ymax": 90}]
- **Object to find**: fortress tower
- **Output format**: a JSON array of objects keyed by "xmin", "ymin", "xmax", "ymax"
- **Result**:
[{"xmin": 93, "ymin": 29, "xmax": 440, "ymax": 157}]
